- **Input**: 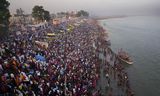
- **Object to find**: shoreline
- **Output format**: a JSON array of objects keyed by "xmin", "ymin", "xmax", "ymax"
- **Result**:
[{"xmin": 95, "ymin": 19, "xmax": 134, "ymax": 95}]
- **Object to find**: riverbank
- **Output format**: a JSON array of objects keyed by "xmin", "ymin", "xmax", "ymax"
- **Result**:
[{"xmin": 94, "ymin": 19, "xmax": 135, "ymax": 96}]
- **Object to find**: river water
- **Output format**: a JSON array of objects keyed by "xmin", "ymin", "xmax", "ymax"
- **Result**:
[{"xmin": 100, "ymin": 16, "xmax": 160, "ymax": 96}]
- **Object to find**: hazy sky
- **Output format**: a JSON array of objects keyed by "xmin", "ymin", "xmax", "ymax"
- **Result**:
[{"xmin": 8, "ymin": 0, "xmax": 160, "ymax": 16}]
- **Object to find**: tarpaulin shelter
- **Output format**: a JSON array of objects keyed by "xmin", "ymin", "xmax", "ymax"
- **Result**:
[
  {"xmin": 47, "ymin": 33, "xmax": 56, "ymax": 36},
  {"xmin": 35, "ymin": 54, "xmax": 46, "ymax": 62}
]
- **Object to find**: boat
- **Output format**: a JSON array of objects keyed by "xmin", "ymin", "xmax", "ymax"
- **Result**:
[{"xmin": 117, "ymin": 49, "xmax": 133, "ymax": 64}]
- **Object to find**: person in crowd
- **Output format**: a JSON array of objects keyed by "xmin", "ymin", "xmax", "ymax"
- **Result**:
[{"xmin": 0, "ymin": 18, "xmax": 102, "ymax": 96}]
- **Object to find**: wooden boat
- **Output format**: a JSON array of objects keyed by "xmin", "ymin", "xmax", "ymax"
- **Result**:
[
  {"xmin": 118, "ymin": 56, "xmax": 133, "ymax": 64},
  {"xmin": 117, "ymin": 49, "xmax": 133, "ymax": 65}
]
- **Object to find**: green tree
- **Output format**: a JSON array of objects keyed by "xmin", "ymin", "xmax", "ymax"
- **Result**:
[
  {"xmin": 32, "ymin": 5, "xmax": 50, "ymax": 22},
  {"xmin": 32, "ymin": 6, "xmax": 44, "ymax": 21},
  {"xmin": 0, "ymin": 0, "xmax": 10, "ymax": 38},
  {"xmin": 43, "ymin": 10, "xmax": 50, "ymax": 21},
  {"xmin": 77, "ymin": 10, "xmax": 89, "ymax": 17}
]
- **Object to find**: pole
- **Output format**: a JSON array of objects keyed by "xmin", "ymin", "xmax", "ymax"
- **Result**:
[{"xmin": 64, "ymin": 32, "xmax": 67, "ymax": 95}]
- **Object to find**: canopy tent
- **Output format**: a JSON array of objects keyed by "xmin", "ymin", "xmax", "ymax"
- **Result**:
[
  {"xmin": 67, "ymin": 25, "xmax": 74, "ymax": 32},
  {"xmin": 47, "ymin": 33, "xmax": 56, "ymax": 36},
  {"xmin": 60, "ymin": 30, "xmax": 64, "ymax": 33},
  {"xmin": 35, "ymin": 54, "xmax": 46, "ymax": 62}
]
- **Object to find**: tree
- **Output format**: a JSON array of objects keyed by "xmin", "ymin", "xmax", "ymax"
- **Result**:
[
  {"xmin": 0, "ymin": 0, "xmax": 10, "ymax": 38},
  {"xmin": 50, "ymin": 13, "xmax": 56, "ymax": 19},
  {"xmin": 43, "ymin": 10, "xmax": 50, "ymax": 21},
  {"xmin": 16, "ymin": 8, "xmax": 24, "ymax": 16},
  {"xmin": 32, "ymin": 5, "xmax": 50, "ymax": 22},
  {"xmin": 16, "ymin": 8, "xmax": 26, "ymax": 24},
  {"xmin": 76, "ymin": 10, "xmax": 89, "ymax": 17}
]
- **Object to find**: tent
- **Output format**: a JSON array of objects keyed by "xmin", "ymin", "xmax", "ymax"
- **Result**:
[
  {"xmin": 35, "ymin": 54, "xmax": 46, "ymax": 62},
  {"xmin": 47, "ymin": 33, "xmax": 56, "ymax": 36}
]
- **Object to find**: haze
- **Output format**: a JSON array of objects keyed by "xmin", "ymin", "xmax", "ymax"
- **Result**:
[{"xmin": 8, "ymin": 0, "xmax": 160, "ymax": 16}]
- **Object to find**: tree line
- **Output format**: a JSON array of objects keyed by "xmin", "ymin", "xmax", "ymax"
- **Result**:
[
  {"xmin": 32, "ymin": 5, "xmax": 89, "ymax": 21},
  {"xmin": 0, "ymin": 0, "xmax": 90, "ymax": 37},
  {"xmin": 0, "ymin": 0, "xmax": 10, "ymax": 38},
  {"xmin": 32, "ymin": 5, "xmax": 50, "ymax": 22}
]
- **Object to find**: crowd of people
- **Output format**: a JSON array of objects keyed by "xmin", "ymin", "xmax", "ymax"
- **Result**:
[
  {"xmin": 0, "ymin": 18, "xmax": 103, "ymax": 96},
  {"xmin": 0, "ymin": 17, "xmax": 134, "ymax": 96},
  {"xmin": 102, "ymin": 48, "xmax": 135, "ymax": 96}
]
